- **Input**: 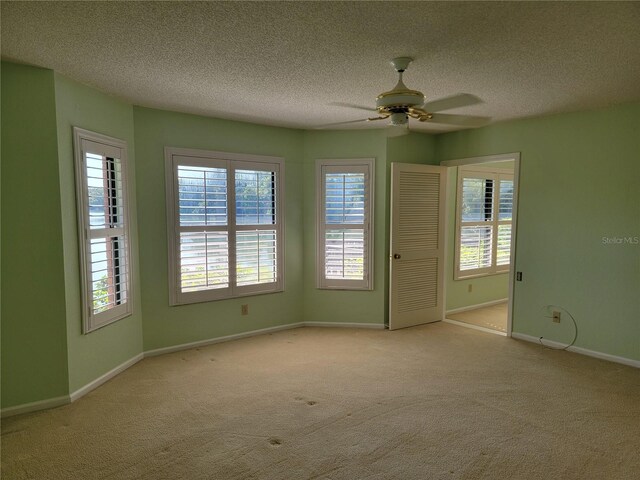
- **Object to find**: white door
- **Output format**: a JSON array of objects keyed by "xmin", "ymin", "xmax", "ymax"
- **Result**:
[{"xmin": 389, "ymin": 163, "xmax": 447, "ymax": 330}]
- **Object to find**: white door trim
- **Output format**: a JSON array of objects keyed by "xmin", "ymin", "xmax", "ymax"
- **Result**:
[{"xmin": 440, "ymin": 152, "xmax": 521, "ymax": 337}]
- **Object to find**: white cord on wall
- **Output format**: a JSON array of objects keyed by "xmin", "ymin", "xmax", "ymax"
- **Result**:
[{"xmin": 539, "ymin": 305, "xmax": 578, "ymax": 351}]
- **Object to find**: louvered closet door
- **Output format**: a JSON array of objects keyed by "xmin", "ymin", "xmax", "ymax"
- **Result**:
[{"xmin": 389, "ymin": 163, "xmax": 447, "ymax": 330}]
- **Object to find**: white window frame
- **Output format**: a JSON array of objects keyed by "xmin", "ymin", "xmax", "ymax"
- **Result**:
[
  {"xmin": 316, "ymin": 158, "xmax": 374, "ymax": 290},
  {"xmin": 73, "ymin": 127, "xmax": 133, "ymax": 333},
  {"xmin": 165, "ymin": 147, "xmax": 285, "ymax": 305},
  {"xmin": 454, "ymin": 165, "xmax": 514, "ymax": 280}
]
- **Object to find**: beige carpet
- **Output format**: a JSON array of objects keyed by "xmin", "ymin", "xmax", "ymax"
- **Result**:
[
  {"xmin": 2, "ymin": 323, "xmax": 639, "ymax": 480},
  {"xmin": 447, "ymin": 303, "xmax": 508, "ymax": 333}
]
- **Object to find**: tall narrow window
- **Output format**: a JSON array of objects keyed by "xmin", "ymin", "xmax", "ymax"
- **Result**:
[
  {"xmin": 74, "ymin": 128, "xmax": 132, "ymax": 332},
  {"xmin": 166, "ymin": 148, "xmax": 284, "ymax": 305},
  {"xmin": 317, "ymin": 159, "xmax": 374, "ymax": 290},
  {"xmin": 455, "ymin": 166, "xmax": 513, "ymax": 279}
]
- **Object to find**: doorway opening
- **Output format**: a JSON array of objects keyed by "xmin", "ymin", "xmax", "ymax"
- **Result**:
[{"xmin": 440, "ymin": 153, "xmax": 521, "ymax": 337}]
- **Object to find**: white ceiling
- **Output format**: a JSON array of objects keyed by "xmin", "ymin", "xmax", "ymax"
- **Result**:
[{"xmin": 2, "ymin": 1, "xmax": 640, "ymax": 133}]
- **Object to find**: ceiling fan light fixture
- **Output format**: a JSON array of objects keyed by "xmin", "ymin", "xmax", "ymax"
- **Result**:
[{"xmin": 390, "ymin": 112, "xmax": 408, "ymax": 126}]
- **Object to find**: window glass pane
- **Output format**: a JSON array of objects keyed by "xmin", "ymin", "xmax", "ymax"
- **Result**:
[
  {"xmin": 180, "ymin": 232, "xmax": 229, "ymax": 292},
  {"xmin": 236, "ymin": 230, "xmax": 277, "ymax": 286},
  {"xmin": 236, "ymin": 170, "xmax": 276, "ymax": 225},
  {"xmin": 86, "ymin": 154, "xmax": 125, "ymax": 229},
  {"xmin": 90, "ymin": 236, "xmax": 127, "ymax": 314},
  {"xmin": 459, "ymin": 226, "xmax": 493, "ymax": 271},
  {"xmin": 497, "ymin": 224, "xmax": 511, "ymax": 266},
  {"xmin": 325, "ymin": 229, "xmax": 365, "ymax": 280},
  {"xmin": 499, "ymin": 180, "xmax": 513, "ymax": 221},
  {"xmin": 86, "ymin": 154, "xmax": 107, "ymax": 228},
  {"xmin": 178, "ymin": 166, "xmax": 227, "ymax": 226},
  {"xmin": 325, "ymin": 173, "xmax": 365, "ymax": 224},
  {"xmin": 461, "ymin": 177, "xmax": 493, "ymax": 222}
]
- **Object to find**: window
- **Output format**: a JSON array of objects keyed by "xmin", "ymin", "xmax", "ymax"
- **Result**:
[
  {"xmin": 316, "ymin": 159, "xmax": 374, "ymax": 290},
  {"xmin": 165, "ymin": 148, "xmax": 284, "ymax": 305},
  {"xmin": 73, "ymin": 128, "xmax": 132, "ymax": 333},
  {"xmin": 455, "ymin": 166, "xmax": 514, "ymax": 279}
]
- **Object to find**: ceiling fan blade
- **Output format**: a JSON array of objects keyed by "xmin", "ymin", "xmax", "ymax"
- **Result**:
[
  {"xmin": 315, "ymin": 118, "xmax": 371, "ymax": 129},
  {"xmin": 428, "ymin": 113, "xmax": 490, "ymax": 127},
  {"xmin": 328, "ymin": 102, "xmax": 376, "ymax": 113},
  {"xmin": 422, "ymin": 93, "xmax": 483, "ymax": 113}
]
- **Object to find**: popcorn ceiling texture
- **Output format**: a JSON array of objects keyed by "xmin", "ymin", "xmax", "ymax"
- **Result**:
[{"xmin": 2, "ymin": 1, "xmax": 640, "ymax": 132}]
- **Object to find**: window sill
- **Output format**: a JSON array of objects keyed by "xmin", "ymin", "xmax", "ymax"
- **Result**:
[
  {"xmin": 316, "ymin": 284, "xmax": 373, "ymax": 291},
  {"xmin": 454, "ymin": 270, "xmax": 510, "ymax": 281},
  {"xmin": 169, "ymin": 287, "xmax": 284, "ymax": 307}
]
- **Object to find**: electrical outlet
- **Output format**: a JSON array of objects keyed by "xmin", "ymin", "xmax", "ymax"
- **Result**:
[
  {"xmin": 468, "ymin": 284, "xmax": 473, "ymax": 293},
  {"xmin": 552, "ymin": 311, "xmax": 561, "ymax": 323},
  {"xmin": 241, "ymin": 304, "xmax": 249, "ymax": 315}
]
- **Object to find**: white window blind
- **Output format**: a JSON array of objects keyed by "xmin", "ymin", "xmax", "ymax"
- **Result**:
[
  {"xmin": 166, "ymin": 149, "xmax": 284, "ymax": 305},
  {"xmin": 74, "ymin": 128, "xmax": 132, "ymax": 333},
  {"xmin": 177, "ymin": 165, "xmax": 229, "ymax": 292},
  {"xmin": 455, "ymin": 166, "xmax": 514, "ymax": 279},
  {"xmin": 317, "ymin": 159, "xmax": 374, "ymax": 290}
]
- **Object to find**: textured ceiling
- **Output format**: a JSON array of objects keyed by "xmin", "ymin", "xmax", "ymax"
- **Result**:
[{"xmin": 2, "ymin": 1, "xmax": 640, "ymax": 133}]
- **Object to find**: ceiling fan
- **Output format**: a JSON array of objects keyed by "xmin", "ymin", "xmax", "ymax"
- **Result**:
[{"xmin": 322, "ymin": 57, "xmax": 490, "ymax": 133}]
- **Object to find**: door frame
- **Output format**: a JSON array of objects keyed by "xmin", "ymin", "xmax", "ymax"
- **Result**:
[{"xmin": 440, "ymin": 152, "xmax": 521, "ymax": 337}]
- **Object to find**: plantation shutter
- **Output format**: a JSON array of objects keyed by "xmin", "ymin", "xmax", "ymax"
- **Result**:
[
  {"xmin": 74, "ymin": 129, "xmax": 132, "ymax": 333},
  {"xmin": 455, "ymin": 167, "xmax": 513, "ymax": 278},
  {"xmin": 166, "ymin": 150, "xmax": 284, "ymax": 305},
  {"xmin": 176, "ymin": 163, "xmax": 230, "ymax": 293},
  {"xmin": 317, "ymin": 160, "xmax": 373, "ymax": 290}
]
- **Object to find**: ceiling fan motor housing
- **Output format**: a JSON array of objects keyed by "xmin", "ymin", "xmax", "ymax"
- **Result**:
[
  {"xmin": 376, "ymin": 90, "xmax": 425, "ymax": 124},
  {"xmin": 376, "ymin": 90, "xmax": 425, "ymax": 110},
  {"xmin": 376, "ymin": 58, "xmax": 426, "ymax": 118}
]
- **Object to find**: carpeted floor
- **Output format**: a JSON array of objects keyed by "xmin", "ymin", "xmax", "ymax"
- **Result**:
[
  {"xmin": 447, "ymin": 303, "xmax": 508, "ymax": 333},
  {"xmin": 2, "ymin": 323, "xmax": 639, "ymax": 480}
]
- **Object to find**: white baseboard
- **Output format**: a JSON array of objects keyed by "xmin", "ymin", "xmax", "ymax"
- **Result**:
[
  {"xmin": 1, "ymin": 395, "xmax": 70, "ymax": 418},
  {"xmin": 446, "ymin": 298, "xmax": 508, "ymax": 315},
  {"xmin": 2, "ymin": 322, "xmax": 387, "ymax": 417},
  {"xmin": 69, "ymin": 353, "xmax": 144, "ymax": 402},
  {"xmin": 443, "ymin": 318, "xmax": 507, "ymax": 337},
  {"xmin": 511, "ymin": 332, "xmax": 640, "ymax": 369},
  {"xmin": 144, "ymin": 321, "xmax": 385, "ymax": 357},
  {"xmin": 143, "ymin": 322, "xmax": 305, "ymax": 357},
  {"xmin": 304, "ymin": 322, "xmax": 385, "ymax": 329},
  {"xmin": 2, "ymin": 353, "xmax": 145, "ymax": 418}
]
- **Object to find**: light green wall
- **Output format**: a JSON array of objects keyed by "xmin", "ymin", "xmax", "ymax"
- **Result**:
[
  {"xmin": 133, "ymin": 107, "xmax": 305, "ymax": 351},
  {"xmin": 3, "ymin": 60, "xmax": 638, "ymax": 410},
  {"xmin": 302, "ymin": 129, "xmax": 389, "ymax": 324},
  {"xmin": 300, "ymin": 130, "xmax": 437, "ymax": 326},
  {"xmin": 54, "ymin": 74, "xmax": 144, "ymax": 392},
  {"xmin": 1, "ymin": 63, "xmax": 70, "ymax": 407},
  {"xmin": 444, "ymin": 165, "xmax": 511, "ymax": 311},
  {"xmin": 436, "ymin": 103, "xmax": 640, "ymax": 360}
]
